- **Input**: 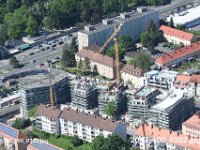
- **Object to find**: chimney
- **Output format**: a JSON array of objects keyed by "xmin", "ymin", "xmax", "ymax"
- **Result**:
[
  {"xmin": 151, "ymin": 124, "xmax": 153, "ymax": 129},
  {"xmin": 76, "ymin": 109, "xmax": 78, "ymax": 113},
  {"xmin": 170, "ymin": 130, "xmax": 172, "ymax": 134},
  {"xmin": 159, "ymin": 127, "xmax": 161, "ymax": 131},
  {"xmin": 112, "ymin": 120, "xmax": 115, "ymax": 123}
]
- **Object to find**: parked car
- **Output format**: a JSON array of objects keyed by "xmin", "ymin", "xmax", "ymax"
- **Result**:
[{"xmin": 58, "ymin": 41, "xmax": 64, "ymax": 45}]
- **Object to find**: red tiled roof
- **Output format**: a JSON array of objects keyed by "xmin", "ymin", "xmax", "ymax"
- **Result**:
[
  {"xmin": 183, "ymin": 111, "xmax": 200, "ymax": 130},
  {"xmin": 160, "ymin": 25, "xmax": 194, "ymax": 41},
  {"xmin": 36, "ymin": 104, "xmax": 62, "ymax": 120},
  {"xmin": 121, "ymin": 64, "xmax": 144, "ymax": 77},
  {"xmin": 174, "ymin": 74, "xmax": 191, "ymax": 88},
  {"xmin": 76, "ymin": 47, "xmax": 114, "ymax": 67},
  {"xmin": 136, "ymin": 123, "xmax": 200, "ymax": 150},
  {"xmin": 156, "ymin": 41, "xmax": 200, "ymax": 65},
  {"xmin": 60, "ymin": 108, "xmax": 122, "ymax": 132}
]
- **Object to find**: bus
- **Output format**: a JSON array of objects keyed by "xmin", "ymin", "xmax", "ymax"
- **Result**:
[{"xmin": 19, "ymin": 44, "xmax": 31, "ymax": 51}]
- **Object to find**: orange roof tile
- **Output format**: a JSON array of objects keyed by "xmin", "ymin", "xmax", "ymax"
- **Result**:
[
  {"xmin": 121, "ymin": 64, "xmax": 144, "ymax": 77},
  {"xmin": 183, "ymin": 111, "xmax": 200, "ymax": 130},
  {"xmin": 160, "ymin": 25, "xmax": 194, "ymax": 41},
  {"xmin": 156, "ymin": 41, "xmax": 200, "ymax": 65},
  {"xmin": 135, "ymin": 124, "xmax": 200, "ymax": 150},
  {"xmin": 174, "ymin": 74, "xmax": 191, "ymax": 88},
  {"xmin": 76, "ymin": 47, "xmax": 114, "ymax": 67}
]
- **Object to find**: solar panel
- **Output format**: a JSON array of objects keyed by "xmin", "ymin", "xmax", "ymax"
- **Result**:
[
  {"xmin": 30, "ymin": 142, "xmax": 61, "ymax": 150},
  {"xmin": 0, "ymin": 123, "xmax": 18, "ymax": 138}
]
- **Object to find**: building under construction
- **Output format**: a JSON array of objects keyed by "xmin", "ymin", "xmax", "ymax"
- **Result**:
[
  {"xmin": 70, "ymin": 78, "xmax": 98, "ymax": 110},
  {"xmin": 97, "ymin": 82, "xmax": 127, "ymax": 117},
  {"xmin": 18, "ymin": 70, "xmax": 70, "ymax": 117}
]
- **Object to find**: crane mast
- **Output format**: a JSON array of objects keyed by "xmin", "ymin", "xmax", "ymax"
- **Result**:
[
  {"xmin": 99, "ymin": 24, "xmax": 121, "ymax": 82},
  {"xmin": 48, "ymin": 63, "xmax": 54, "ymax": 106}
]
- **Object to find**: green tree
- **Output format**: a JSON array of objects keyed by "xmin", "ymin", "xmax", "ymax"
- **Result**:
[
  {"xmin": 104, "ymin": 101, "xmax": 116, "ymax": 118},
  {"xmin": 92, "ymin": 135, "xmax": 127, "ymax": 150},
  {"xmin": 10, "ymin": 56, "xmax": 19, "ymax": 67},
  {"xmin": 147, "ymin": 19, "xmax": 157, "ymax": 32},
  {"xmin": 119, "ymin": 35, "xmax": 136, "ymax": 52},
  {"xmin": 42, "ymin": 16, "xmax": 56, "ymax": 30},
  {"xmin": 26, "ymin": 16, "xmax": 38, "ymax": 36},
  {"xmin": 127, "ymin": 53, "xmax": 151, "ymax": 71},
  {"xmin": 62, "ymin": 44, "xmax": 76, "ymax": 68},
  {"xmin": 168, "ymin": 17, "xmax": 174, "ymax": 28},
  {"xmin": 12, "ymin": 118, "xmax": 31, "ymax": 129},
  {"xmin": 6, "ymin": 0, "xmax": 20, "ymax": 12},
  {"xmin": 71, "ymin": 136, "xmax": 83, "ymax": 147},
  {"xmin": 134, "ymin": 0, "xmax": 145, "ymax": 6},
  {"xmin": 0, "ymin": 24, "xmax": 7, "ymax": 46},
  {"xmin": 141, "ymin": 32, "xmax": 151, "ymax": 47},
  {"xmin": 91, "ymin": 136, "xmax": 107, "ymax": 150}
]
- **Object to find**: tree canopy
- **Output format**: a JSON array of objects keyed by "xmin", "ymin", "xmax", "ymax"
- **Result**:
[
  {"xmin": 91, "ymin": 135, "xmax": 127, "ymax": 150},
  {"xmin": 141, "ymin": 20, "xmax": 164, "ymax": 49},
  {"xmin": 127, "ymin": 53, "xmax": 152, "ymax": 71},
  {"xmin": 104, "ymin": 101, "xmax": 116, "ymax": 118}
]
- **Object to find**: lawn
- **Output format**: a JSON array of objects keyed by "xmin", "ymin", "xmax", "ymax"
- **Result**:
[{"xmin": 30, "ymin": 128, "xmax": 92, "ymax": 150}]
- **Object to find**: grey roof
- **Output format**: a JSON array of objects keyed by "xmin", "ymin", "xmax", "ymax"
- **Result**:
[
  {"xmin": 60, "ymin": 108, "xmax": 123, "ymax": 132},
  {"xmin": 28, "ymin": 140, "xmax": 63, "ymax": 150},
  {"xmin": 0, "ymin": 122, "xmax": 18, "ymax": 138}
]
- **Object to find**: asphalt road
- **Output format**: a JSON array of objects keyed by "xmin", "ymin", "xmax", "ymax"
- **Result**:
[
  {"xmin": 153, "ymin": 0, "xmax": 198, "ymax": 19},
  {"xmin": 0, "ymin": 35, "xmax": 74, "ymax": 75}
]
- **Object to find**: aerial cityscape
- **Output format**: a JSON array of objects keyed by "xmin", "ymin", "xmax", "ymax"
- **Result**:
[{"xmin": 1, "ymin": 0, "xmax": 200, "ymax": 150}]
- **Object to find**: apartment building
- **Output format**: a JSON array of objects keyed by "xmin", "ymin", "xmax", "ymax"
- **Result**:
[
  {"xmin": 121, "ymin": 64, "xmax": 144, "ymax": 88},
  {"xmin": 160, "ymin": 25, "xmax": 197, "ymax": 46},
  {"xmin": 27, "ymin": 139, "xmax": 64, "ymax": 150},
  {"xmin": 134, "ymin": 123, "xmax": 200, "ymax": 150},
  {"xmin": 182, "ymin": 111, "xmax": 200, "ymax": 138},
  {"xmin": 70, "ymin": 79, "xmax": 98, "ymax": 110},
  {"xmin": 174, "ymin": 74, "xmax": 200, "ymax": 97},
  {"xmin": 149, "ymin": 90, "xmax": 194, "ymax": 130},
  {"xmin": 156, "ymin": 41, "xmax": 200, "ymax": 68},
  {"xmin": 0, "ymin": 93, "xmax": 20, "ymax": 109},
  {"xmin": 59, "ymin": 108, "xmax": 127, "ymax": 142},
  {"xmin": 18, "ymin": 70, "xmax": 70, "ymax": 117},
  {"xmin": 143, "ymin": 70, "xmax": 178, "ymax": 89},
  {"xmin": 78, "ymin": 7, "xmax": 159, "ymax": 50},
  {"xmin": 98, "ymin": 83, "xmax": 127, "ymax": 117},
  {"xmin": 0, "ymin": 122, "xmax": 28, "ymax": 150},
  {"xmin": 75, "ymin": 47, "xmax": 115, "ymax": 79},
  {"xmin": 127, "ymin": 87, "xmax": 160, "ymax": 119},
  {"xmin": 35, "ymin": 104, "xmax": 62, "ymax": 134}
]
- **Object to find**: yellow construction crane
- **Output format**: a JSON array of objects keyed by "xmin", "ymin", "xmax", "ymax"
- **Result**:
[
  {"xmin": 99, "ymin": 24, "xmax": 121, "ymax": 82},
  {"xmin": 48, "ymin": 63, "xmax": 54, "ymax": 106}
]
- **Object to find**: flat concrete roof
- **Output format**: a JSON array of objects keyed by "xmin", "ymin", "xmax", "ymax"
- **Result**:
[
  {"xmin": 136, "ymin": 87, "xmax": 156, "ymax": 97},
  {"xmin": 153, "ymin": 90, "xmax": 184, "ymax": 111},
  {"xmin": 167, "ymin": 5, "xmax": 200, "ymax": 25},
  {"xmin": 19, "ymin": 70, "xmax": 67, "ymax": 89},
  {"xmin": 145, "ymin": 70, "xmax": 178, "ymax": 79},
  {"xmin": 79, "ymin": 8, "xmax": 156, "ymax": 35}
]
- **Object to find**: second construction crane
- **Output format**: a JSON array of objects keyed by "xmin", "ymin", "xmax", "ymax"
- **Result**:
[
  {"xmin": 99, "ymin": 24, "xmax": 121, "ymax": 82},
  {"xmin": 48, "ymin": 63, "xmax": 54, "ymax": 106}
]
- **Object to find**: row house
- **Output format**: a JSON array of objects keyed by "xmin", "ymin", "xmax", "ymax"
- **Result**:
[
  {"xmin": 35, "ymin": 104, "xmax": 61, "ymax": 134},
  {"xmin": 156, "ymin": 41, "xmax": 200, "ymax": 69},
  {"xmin": 121, "ymin": 64, "xmax": 144, "ymax": 88},
  {"xmin": 75, "ymin": 45, "xmax": 115, "ymax": 79},
  {"xmin": 160, "ymin": 25, "xmax": 197, "ymax": 46},
  {"xmin": 173, "ymin": 74, "xmax": 200, "ymax": 98},
  {"xmin": 182, "ymin": 111, "xmax": 200, "ymax": 139},
  {"xmin": 134, "ymin": 123, "xmax": 200, "ymax": 150},
  {"xmin": 35, "ymin": 104, "xmax": 127, "ymax": 142}
]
